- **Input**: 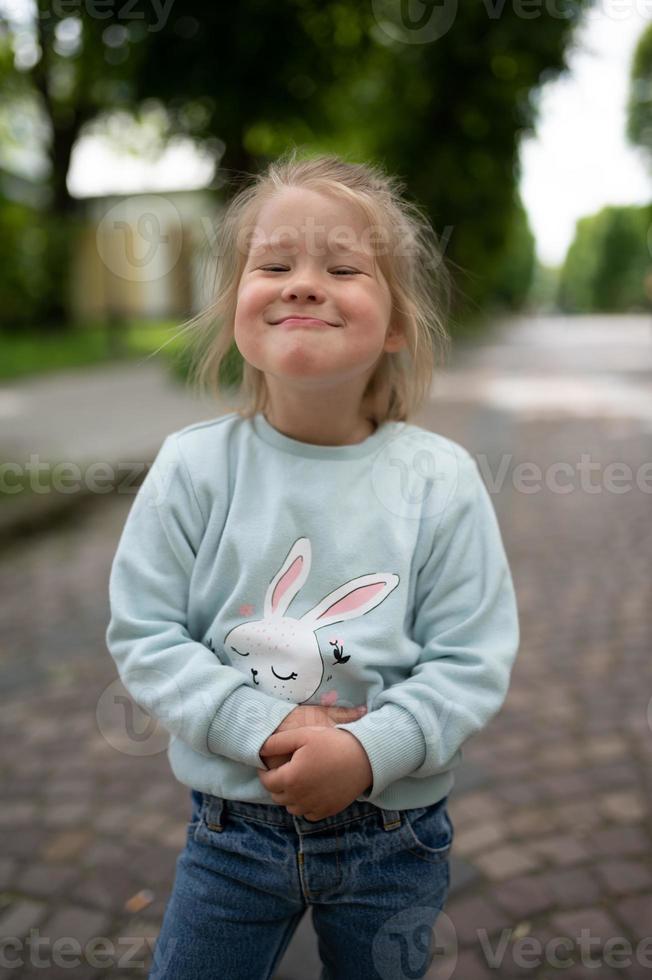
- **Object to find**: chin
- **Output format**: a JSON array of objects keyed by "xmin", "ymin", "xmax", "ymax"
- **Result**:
[{"xmin": 266, "ymin": 347, "xmax": 346, "ymax": 376}]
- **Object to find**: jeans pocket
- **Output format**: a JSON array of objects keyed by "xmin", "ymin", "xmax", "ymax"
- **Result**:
[
  {"xmin": 401, "ymin": 797, "xmax": 453, "ymax": 863},
  {"xmin": 192, "ymin": 793, "xmax": 250, "ymax": 851}
]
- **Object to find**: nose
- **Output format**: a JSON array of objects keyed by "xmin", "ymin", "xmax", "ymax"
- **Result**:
[{"xmin": 280, "ymin": 272, "xmax": 326, "ymax": 304}]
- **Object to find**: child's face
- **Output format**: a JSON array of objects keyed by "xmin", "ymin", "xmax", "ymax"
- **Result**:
[{"xmin": 233, "ymin": 186, "xmax": 405, "ymax": 394}]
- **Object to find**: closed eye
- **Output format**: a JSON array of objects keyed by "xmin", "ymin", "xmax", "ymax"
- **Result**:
[
  {"xmin": 271, "ymin": 666, "xmax": 298, "ymax": 680},
  {"xmin": 259, "ymin": 266, "xmax": 360, "ymax": 276}
]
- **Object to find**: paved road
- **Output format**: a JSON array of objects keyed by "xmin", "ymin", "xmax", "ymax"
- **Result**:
[
  {"xmin": 0, "ymin": 314, "xmax": 650, "ymax": 979},
  {"xmin": 0, "ymin": 358, "xmax": 224, "ymax": 470}
]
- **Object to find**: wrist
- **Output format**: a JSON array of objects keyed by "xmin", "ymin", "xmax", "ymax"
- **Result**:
[{"xmin": 341, "ymin": 729, "xmax": 372, "ymax": 788}]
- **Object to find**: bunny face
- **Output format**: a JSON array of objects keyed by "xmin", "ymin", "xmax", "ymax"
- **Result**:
[
  {"xmin": 221, "ymin": 536, "xmax": 399, "ymax": 706},
  {"xmin": 224, "ymin": 618, "xmax": 324, "ymax": 702}
]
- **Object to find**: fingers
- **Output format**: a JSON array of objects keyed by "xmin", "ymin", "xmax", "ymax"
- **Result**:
[
  {"xmin": 265, "ymin": 753, "xmax": 292, "ymax": 769},
  {"xmin": 327, "ymin": 705, "xmax": 368, "ymax": 723},
  {"xmin": 276, "ymin": 704, "xmax": 368, "ymax": 732},
  {"xmin": 285, "ymin": 805, "xmax": 306, "ymax": 817},
  {"xmin": 257, "ymin": 768, "xmax": 280, "ymax": 792},
  {"xmin": 277, "ymin": 707, "xmax": 306, "ymax": 732}
]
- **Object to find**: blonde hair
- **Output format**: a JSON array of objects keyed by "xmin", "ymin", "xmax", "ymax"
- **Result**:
[{"xmin": 177, "ymin": 146, "xmax": 453, "ymax": 424}]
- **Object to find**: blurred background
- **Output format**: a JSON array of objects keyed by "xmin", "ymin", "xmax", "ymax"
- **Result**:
[{"xmin": 1, "ymin": 2, "xmax": 651, "ymax": 978}]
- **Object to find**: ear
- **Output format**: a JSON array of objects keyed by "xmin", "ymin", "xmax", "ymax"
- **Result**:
[
  {"xmin": 302, "ymin": 573, "xmax": 399, "ymax": 630},
  {"xmin": 383, "ymin": 320, "xmax": 407, "ymax": 353},
  {"xmin": 264, "ymin": 537, "xmax": 312, "ymax": 619}
]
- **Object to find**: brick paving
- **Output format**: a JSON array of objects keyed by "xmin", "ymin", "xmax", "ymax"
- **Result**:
[{"xmin": 0, "ymin": 314, "xmax": 651, "ymax": 978}]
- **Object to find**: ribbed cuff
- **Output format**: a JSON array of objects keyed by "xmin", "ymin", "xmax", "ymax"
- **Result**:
[
  {"xmin": 207, "ymin": 686, "xmax": 297, "ymax": 769},
  {"xmin": 336, "ymin": 703, "xmax": 426, "ymax": 799}
]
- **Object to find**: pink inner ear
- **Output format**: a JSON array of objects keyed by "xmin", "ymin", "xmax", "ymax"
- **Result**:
[
  {"xmin": 316, "ymin": 581, "xmax": 385, "ymax": 619},
  {"xmin": 270, "ymin": 555, "xmax": 304, "ymax": 613}
]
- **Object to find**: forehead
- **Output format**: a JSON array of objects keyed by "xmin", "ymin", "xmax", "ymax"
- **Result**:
[{"xmin": 250, "ymin": 186, "xmax": 372, "ymax": 253}]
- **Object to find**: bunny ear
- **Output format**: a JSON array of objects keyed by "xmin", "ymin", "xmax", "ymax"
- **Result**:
[
  {"xmin": 263, "ymin": 537, "xmax": 312, "ymax": 619},
  {"xmin": 301, "ymin": 573, "xmax": 399, "ymax": 630}
]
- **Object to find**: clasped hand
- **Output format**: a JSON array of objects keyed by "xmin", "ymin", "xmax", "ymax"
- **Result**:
[
  {"xmin": 258, "ymin": 727, "xmax": 373, "ymax": 820},
  {"xmin": 257, "ymin": 726, "xmax": 373, "ymax": 822}
]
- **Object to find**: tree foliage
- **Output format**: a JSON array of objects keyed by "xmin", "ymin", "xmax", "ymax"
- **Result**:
[
  {"xmin": 127, "ymin": 0, "xmax": 593, "ymax": 326},
  {"xmin": 0, "ymin": 0, "xmax": 595, "ymax": 329},
  {"xmin": 558, "ymin": 204, "xmax": 652, "ymax": 312},
  {"xmin": 626, "ymin": 22, "xmax": 652, "ymax": 167}
]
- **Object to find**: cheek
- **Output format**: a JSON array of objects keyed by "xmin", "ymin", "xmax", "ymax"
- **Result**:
[
  {"xmin": 233, "ymin": 284, "xmax": 275, "ymax": 365},
  {"xmin": 240, "ymin": 271, "xmax": 278, "ymax": 304},
  {"xmin": 234, "ymin": 286, "xmax": 271, "ymax": 346},
  {"xmin": 234, "ymin": 284, "xmax": 260, "ymax": 322},
  {"xmin": 351, "ymin": 295, "xmax": 392, "ymax": 338}
]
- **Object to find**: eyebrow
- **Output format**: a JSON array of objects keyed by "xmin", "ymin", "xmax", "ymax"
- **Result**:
[{"xmin": 252, "ymin": 240, "xmax": 369, "ymax": 258}]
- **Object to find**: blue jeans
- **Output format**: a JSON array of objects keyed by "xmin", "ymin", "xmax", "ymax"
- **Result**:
[{"xmin": 149, "ymin": 788, "xmax": 453, "ymax": 980}]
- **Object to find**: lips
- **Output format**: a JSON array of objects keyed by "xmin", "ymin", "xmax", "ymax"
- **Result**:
[{"xmin": 272, "ymin": 315, "xmax": 339, "ymax": 327}]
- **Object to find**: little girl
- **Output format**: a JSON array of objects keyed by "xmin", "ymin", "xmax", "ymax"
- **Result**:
[{"xmin": 106, "ymin": 148, "xmax": 520, "ymax": 980}]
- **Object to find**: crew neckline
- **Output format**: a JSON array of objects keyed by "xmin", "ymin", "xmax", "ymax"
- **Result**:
[{"xmin": 250, "ymin": 411, "xmax": 398, "ymax": 459}]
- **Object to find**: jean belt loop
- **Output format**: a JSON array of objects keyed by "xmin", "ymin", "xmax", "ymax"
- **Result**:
[
  {"xmin": 381, "ymin": 808, "xmax": 402, "ymax": 831},
  {"xmin": 204, "ymin": 794, "xmax": 226, "ymax": 832}
]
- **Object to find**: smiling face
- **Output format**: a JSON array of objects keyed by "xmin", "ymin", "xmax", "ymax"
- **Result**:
[{"xmin": 233, "ymin": 186, "xmax": 405, "ymax": 392}]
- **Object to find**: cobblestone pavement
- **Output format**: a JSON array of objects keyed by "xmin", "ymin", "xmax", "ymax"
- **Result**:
[{"xmin": 0, "ymin": 314, "xmax": 651, "ymax": 979}]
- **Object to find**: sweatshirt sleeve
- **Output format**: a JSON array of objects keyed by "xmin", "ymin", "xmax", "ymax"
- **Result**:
[
  {"xmin": 105, "ymin": 433, "xmax": 296, "ymax": 769},
  {"xmin": 336, "ymin": 454, "xmax": 520, "ymax": 800}
]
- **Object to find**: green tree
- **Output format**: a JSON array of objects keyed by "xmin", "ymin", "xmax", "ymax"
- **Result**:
[
  {"xmin": 0, "ymin": 4, "xmax": 154, "ymax": 327},
  {"xmin": 1, "ymin": 0, "xmax": 595, "ymax": 331},
  {"xmin": 129, "ymin": 0, "xmax": 594, "ymax": 328},
  {"xmin": 488, "ymin": 195, "xmax": 536, "ymax": 312},
  {"xmin": 0, "ymin": 1, "xmax": 374, "ymax": 327},
  {"xmin": 527, "ymin": 260, "xmax": 561, "ymax": 313},
  {"xmin": 626, "ymin": 22, "xmax": 652, "ymax": 166},
  {"xmin": 558, "ymin": 204, "xmax": 652, "ymax": 312}
]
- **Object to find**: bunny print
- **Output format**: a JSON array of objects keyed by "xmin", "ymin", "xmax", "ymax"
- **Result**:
[{"xmin": 219, "ymin": 537, "xmax": 399, "ymax": 704}]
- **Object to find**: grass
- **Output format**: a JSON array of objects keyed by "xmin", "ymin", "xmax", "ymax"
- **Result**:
[{"xmin": 0, "ymin": 318, "xmax": 190, "ymax": 381}]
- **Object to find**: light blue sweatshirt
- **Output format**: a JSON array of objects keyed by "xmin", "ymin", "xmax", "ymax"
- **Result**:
[{"xmin": 105, "ymin": 411, "xmax": 520, "ymax": 810}]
